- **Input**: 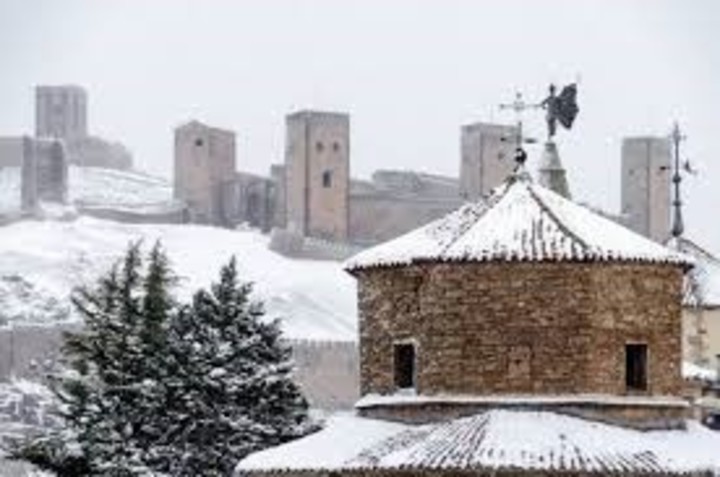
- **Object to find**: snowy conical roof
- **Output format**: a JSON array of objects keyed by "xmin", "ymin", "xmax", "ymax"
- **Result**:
[{"xmin": 345, "ymin": 174, "xmax": 692, "ymax": 272}]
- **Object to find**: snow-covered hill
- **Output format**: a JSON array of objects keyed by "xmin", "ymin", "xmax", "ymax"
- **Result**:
[
  {"xmin": 0, "ymin": 217, "xmax": 357, "ymax": 341},
  {"xmin": 0, "ymin": 166, "xmax": 177, "ymax": 214}
]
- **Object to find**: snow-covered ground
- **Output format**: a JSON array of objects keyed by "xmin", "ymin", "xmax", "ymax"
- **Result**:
[
  {"xmin": 0, "ymin": 166, "xmax": 177, "ymax": 214},
  {"xmin": 0, "ymin": 216, "xmax": 357, "ymax": 341}
]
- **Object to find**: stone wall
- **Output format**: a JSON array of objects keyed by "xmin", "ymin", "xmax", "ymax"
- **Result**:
[
  {"xmin": 356, "ymin": 262, "xmax": 684, "ymax": 398},
  {"xmin": 0, "ymin": 325, "xmax": 359, "ymax": 411},
  {"xmin": 348, "ymin": 194, "xmax": 461, "ymax": 245}
]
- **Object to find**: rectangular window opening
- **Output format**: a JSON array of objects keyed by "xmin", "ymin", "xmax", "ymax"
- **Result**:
[
  {"xmin": 625, "ymin": 343, "xmax": 648, "ymax": 391},
  {"xmin": 394, "ymin": 343, "xmax": 415, "ymax": 390},
  {"xmin": 322, "ymin": 170, "xmax": 332, "ymax": 188}
]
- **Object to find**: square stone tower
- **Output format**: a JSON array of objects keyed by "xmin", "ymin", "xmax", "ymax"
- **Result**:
[
  {"xmin": 35, "ymin": 85, "xmax": 88, "ymax": 140},
  {"xmin": 174, "ymin": 120, "xmax": 236, "ymax": 225},
  {"xmin": 621, "ymin": 137, "xmax": 671, "ymax": 242},
  {"xmin": 285, "ymin": 111, "xmax": 349, "ymax": 241},
  {"xmin": 21, "ymin": 136, "xmax": 68, "ymax": 211},
  {"xmin": 459, "ymin": 122, "xmax": 517, "ymax": 200}
]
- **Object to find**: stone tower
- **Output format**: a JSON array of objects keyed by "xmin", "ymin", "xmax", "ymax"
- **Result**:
[
  {"xmin": 621, "ymin": 136, "xmax": 672, "ymax": 242},
  {"xmin": 35, "ymin": 85, "xmax": 88, "ymax": 139},
  {"xmin": 174, "ymin": 120, "xmax": 236, "ymax": 225},
  {"xmin": 459, "ymin": 122, "xmax": 517, "ymax": 200},
  {"xmin": 21, "ymin": 136, "xmax": 68, "ymax": 211},
  {"xmin": 285, "ymin": 111, "xmax": 349, "ymax": 241}
]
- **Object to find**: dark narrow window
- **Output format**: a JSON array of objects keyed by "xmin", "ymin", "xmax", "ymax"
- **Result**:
[
  {"xmin": 333, "ymin": 141, "xmax": 341, "ymax": 152},
  {"xmin": 322, "ymin": 170, "xmax": 332, "ymax": 188},
  {"xmin": 195, "ymin": 138, "xmax": 204, "ymax": 147},
  {"xmin": 625, "ymin": 344, "xmax": 648, "ymax": 391},
  {"xmin": 394, "ymin": 343, "xmax": 415, "ymax": 389},
  {"xmin": 316, "ymin": 141, "xmax": 324, "ymax": 153}
]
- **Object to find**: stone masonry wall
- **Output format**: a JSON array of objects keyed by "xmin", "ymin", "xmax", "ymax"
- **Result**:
[{"xmin": 357, "ymin": 262, "xmax": 684, "ymax": 398}]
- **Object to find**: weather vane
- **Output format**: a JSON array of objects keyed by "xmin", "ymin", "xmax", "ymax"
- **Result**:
[
  {"xmin": 664, "ymin": 122, "xmax": 696, "ymax": 239},
  {"xmin": 499, "ymin": 83, "xmax": 580, "ymax": 169}
]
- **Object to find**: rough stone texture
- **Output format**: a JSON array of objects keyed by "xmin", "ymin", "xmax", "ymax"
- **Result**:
[
  {"xmin": 20, "ymin": 136, "xmax": 68, "ymax": 210},
  {"xmin": 0, "ymin": 137, "xmax": 24, "ymax": 167},
  {"xmin": 359, "ymin": 401, "xmax": 689, "ymax": 430},
  {"xmin": 459, "ymin": 122, "xmax": 517, "ymax": 200},
  {"xmin": 285, "ymin": 111, "xmax": 350, "ymax": 241},
  {"xmin": 35, "ymin": 85, "xmax": 87, "ymax": 140},
  {"xmin": 173, "ymin": 120, "xmax": 236, "ymax": 225},
  {"xmin": 621, "ymin": 136, "xmax": 671, "ymax": 242},
  {"xmin": 292, "ymin": 340, "xmax": 359, "ymax": 410},
  {"xmin": 349, "ymin": 194, "xmax": 461, "ymax": 246},
  {"xmin": 223, "ymin": 171, "xmax": 276, "ymax": 232},
  {"xmin": 270, "ymin": 164, "xmax": 287, "ymax": 229},
  {"xmin": 356, "ymin": 262, "xmax": 684, "ymax": 401},
  {"xmin": 0, "ymin": 324, "xmax": 359, "ymax": 411}
]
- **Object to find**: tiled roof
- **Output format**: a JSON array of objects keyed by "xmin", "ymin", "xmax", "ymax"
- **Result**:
[
  {"xmin": 236, "ymin": 410, "xmax": 720, "ymax": 475},
  {"xmin": 345, "ymin": 174, "xmax": 692, "ymax": 272}
]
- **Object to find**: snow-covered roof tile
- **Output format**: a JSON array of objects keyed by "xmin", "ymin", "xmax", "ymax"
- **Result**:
[
  {"xmin": 345, "ymin": 174, "xmax": 692, "ymax": 272},
  {"xmin": 235, "ymin": 410, "xmax": 720, "ymax": 475}
]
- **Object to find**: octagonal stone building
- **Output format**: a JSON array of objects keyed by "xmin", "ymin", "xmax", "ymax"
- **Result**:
[
  {"xmin": 236, "ymin": 173, "xmax": 720, "ymax": 477},
  {"xmin": 345, "ymin": 172, "xmax": 692, "ymax": 428}
]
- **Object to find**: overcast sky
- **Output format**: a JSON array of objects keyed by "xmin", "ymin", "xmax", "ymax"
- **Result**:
[{"xmin": 0, "ymin": 0, "xmax": 718, "ymax": 252}]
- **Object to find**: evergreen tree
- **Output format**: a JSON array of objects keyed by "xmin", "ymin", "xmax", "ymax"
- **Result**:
[
  {"xmin": 159, "ymin": 257, "xmax": 313, "ymax": 476},
  {"xmin": 13, "ymin": 248, "xmax": 313, "ymax": 476},
  {"xmin": 14, "ymin": 242, "xmax": 175, "ymax": 475}
]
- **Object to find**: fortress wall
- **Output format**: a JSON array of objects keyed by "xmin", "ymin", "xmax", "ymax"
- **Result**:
[
  {"xmin": 348, "ymin": 194, "xmax": 462, "ymax": 245},
  {"xmin": 0, "ymin": 325, "xmax": 359, "ymax": 410}
]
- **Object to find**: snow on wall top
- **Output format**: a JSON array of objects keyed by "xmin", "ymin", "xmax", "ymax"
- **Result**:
[
  {"xmin": 345, "ymin": 174, "xmax": 692, "ymax": 272},
  {"xmin": 236, "ymin": 409, "xmax": 720, "ymax": 475}
]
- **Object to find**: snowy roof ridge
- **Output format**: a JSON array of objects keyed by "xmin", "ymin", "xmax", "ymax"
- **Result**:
[
  {"xmin": 344, "ymin": 175, "xmax": 693, "ymax": 272},
  {"xmin": 236, "ymin": 410, "xmax": 720, "ymax": 475}
]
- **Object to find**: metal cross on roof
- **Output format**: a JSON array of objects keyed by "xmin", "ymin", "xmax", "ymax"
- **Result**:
[{"xmin": 498, "ymin": 91, "xmax": 539, "ymax": 169}]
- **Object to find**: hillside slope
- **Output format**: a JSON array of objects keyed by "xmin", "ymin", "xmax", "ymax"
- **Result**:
[
  {"xmin": 0, "ymin": 166, "xmax": 176, "ymax": 213},
  {"xmin": 0, "ymin": 217, "xmax": 357, "ymax": 341}
]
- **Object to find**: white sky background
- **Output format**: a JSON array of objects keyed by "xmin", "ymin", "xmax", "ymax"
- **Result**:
[{"xmin": 0, "ymin": 0, "xmax": 718, "ymax": 253}]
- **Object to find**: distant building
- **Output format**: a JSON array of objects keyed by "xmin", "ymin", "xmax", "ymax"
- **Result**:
[
  {"xmin": 174, "ymin": 120, "xmax": 236, "ymax": 225},
  {"xmin": 285, "ymin": 111, "xmax": 350, "ymax": 241},
  {"xmin": 35, "ymin": 85, "xmax": 88, "ymax": 140},
  {"xmin": 459, "ymin": 122, "xmax": 517, "ymax": 200},
  {"xmin": 34, "ymin": 85, "xmax": 132, "ymax": 170},
  {"xmin": 19, "ymin": 136, "xmax": 68, "ymax": 211},
  {"xmin": 621, "ymin": 136, "xmax": 672, "ymax": 242}
]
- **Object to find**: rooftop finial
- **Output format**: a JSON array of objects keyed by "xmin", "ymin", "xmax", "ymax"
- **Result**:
[{"xmin": 668, "ymin": 122, "xmax": 696, "ymax": 239}]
